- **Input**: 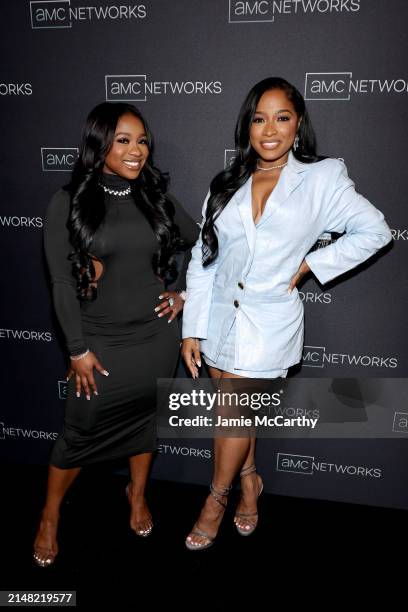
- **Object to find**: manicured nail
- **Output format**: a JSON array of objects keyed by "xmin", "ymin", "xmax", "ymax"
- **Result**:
[
  {"xmin": 76, "ymin": 391, "xmax": 80, "ymax": 398},
  {"xmin": 197, "ymin": 361, "xmax": 201, "ymax": 367},
  {"xmin": 94, "ymin": 391, "xmax": 99, "ymax": 396},
  {"xmin": 102, "ymin": 370, "xmax": 109, "ymax": 376},
  {"xmin": 168, "ymin": 319, "xmax": 172, "ymax": 324},
  {"xmin": 158, "ymin": 294, "xmax": 163, "ymax": 299},
  {"xmin": 86, "ymin": 395, "xmax": 90, "ymax": 401},
  {"xmin": 158, "ymin": 313, "xmax": 162, "ymax": 317},
  {"xmin": 66, "ymin": 377, "xmax": 70, "ymax": 382},
  {"xmin": 154, "ymin": 307, "xmax": 160, "ymax": 312}
]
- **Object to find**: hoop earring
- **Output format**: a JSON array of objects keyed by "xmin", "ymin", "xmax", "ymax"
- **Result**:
[{"xmin": 293, "ymin": 134, "xmax": 300, "ymax": 151}]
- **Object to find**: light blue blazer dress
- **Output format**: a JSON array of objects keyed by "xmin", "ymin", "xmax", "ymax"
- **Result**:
[{"xmin": 182, "ymin": 152, "xmax": 392, "ymax": 375}]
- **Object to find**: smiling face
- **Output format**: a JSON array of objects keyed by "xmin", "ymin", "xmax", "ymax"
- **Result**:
[
  {"xmin": 103, "ymin": 113, "xmax": 149, "ymax": 179},
  {"xmin": 249, "ymin": 88, "xmax": 301, "ymax": 166}
]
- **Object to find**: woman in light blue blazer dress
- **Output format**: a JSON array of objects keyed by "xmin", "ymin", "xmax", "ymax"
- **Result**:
[{"xmin": 182, "ymin": 77, "xmax": 392, "ymax": 550}]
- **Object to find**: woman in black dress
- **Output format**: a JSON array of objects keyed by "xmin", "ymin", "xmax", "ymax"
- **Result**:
[{"xmin": 33, "ymin": 102, "xmax": 198, "ymax": 567}]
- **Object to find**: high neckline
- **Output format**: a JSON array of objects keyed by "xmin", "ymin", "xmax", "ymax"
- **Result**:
[{"xmin": 101, "ymin": 172, "xmax": 131, "ymax": 188}]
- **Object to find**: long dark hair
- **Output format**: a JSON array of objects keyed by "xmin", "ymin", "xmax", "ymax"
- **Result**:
[
  {"xmin": 202, "ymin": 77, "xmax": 319, "ymax": 266},
  {"xmin": 66, "ymin": 102, "xmax": 179, "ymax": 300}
]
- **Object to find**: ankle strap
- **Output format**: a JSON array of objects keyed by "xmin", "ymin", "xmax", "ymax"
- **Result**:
[
  {"xmin": 210, "ymin": 483, "xmax": 231, "ymax": 508},
  {"xmin": 240, "ymin": 464, "xmax": 256, "ymax": 478}
]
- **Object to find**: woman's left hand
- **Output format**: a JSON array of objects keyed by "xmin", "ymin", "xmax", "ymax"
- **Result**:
[
  {"xmin": 288, "ymin": 260, "xmax": 311, "ymax": 293},
  {"xmin": 155, "ymin": 291, "xmax": 185, "ymax": 323}
]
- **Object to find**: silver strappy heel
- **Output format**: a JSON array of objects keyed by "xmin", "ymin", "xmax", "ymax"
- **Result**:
[
  {"xmin": 185, "ymin": 483, "xmax": 231, "ymax": 551},
  {"xmin": 234, "ymin": 465, "xmax": 263, "ymax": 536}
]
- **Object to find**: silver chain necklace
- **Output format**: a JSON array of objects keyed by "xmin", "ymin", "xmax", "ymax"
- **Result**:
[
  {"xmin": 256, "ymin": 161, "xmax": 288, "ymax": 171},
  {"xmin": 99, "ymin": 182, "xmax": 131, "ymax": 197}
]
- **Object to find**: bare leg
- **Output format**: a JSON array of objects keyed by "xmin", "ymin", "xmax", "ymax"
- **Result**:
[
  {"xmin": 210, "ymin": 370, "xmax": 263, "ymax": 534},
  {"xmin": 186, "ymin": 367, "xmax": 252, "ymax": 549},
  {"xmin": 234, "ymin": 435, "xmax": 263, "ymax": 534},
  {"xmin": 242, "ymin": 437, "xmax": 256, "ymax": 471},
  {"xmin": 33, "ymin": 465, "xmax": 81, "ymax": 566},
  {"xmin": 127, "ymin": 452, "xmax": 153, "ymax": 536}
]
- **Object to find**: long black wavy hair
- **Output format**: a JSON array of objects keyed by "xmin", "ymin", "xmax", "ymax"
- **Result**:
[
  {"xmin": 202, "ymin": 77, "xmax": 319, "ymax": 266},
  {"xmin": 65, "ymin": 102, "xmax": 179, "ymax": 301}
]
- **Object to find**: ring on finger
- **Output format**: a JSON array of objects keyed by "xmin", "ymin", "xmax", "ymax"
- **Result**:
[{"xmin": 168, "ymin": 297, "xmax": 175, "ymax": 307}]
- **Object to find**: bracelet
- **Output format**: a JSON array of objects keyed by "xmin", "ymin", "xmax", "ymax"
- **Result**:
[
  {"xmin": 179, "ymin": 290, "xmax": 187, "ymax": 301},
  {"xmin": 70, "ymin": 349, "xmax": 90, "ymax": 361}
]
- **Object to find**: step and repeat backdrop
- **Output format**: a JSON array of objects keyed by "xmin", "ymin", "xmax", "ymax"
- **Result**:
[{"xmin": 1, "ymin": 0, "xmax": 407, "ymax": 508}]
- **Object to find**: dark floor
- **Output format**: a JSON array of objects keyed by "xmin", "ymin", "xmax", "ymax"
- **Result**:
[{"xmin": 0, "ymin": 461, "xmax": 404, "ymax": 609}]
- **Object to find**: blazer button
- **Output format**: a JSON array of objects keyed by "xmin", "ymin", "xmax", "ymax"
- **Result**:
[
  {"xmin": 234, "ymin": 300, "xmax": 239, "ymax": 308},
  {"xmin": 238, "ymin": 282, "xmax": 244, "ymax": 290}
]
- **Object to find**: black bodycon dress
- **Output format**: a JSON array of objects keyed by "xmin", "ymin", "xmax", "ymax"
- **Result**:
[{"xmin": 44, "ymin": 173, "xmax": 199, "ymax": 468}]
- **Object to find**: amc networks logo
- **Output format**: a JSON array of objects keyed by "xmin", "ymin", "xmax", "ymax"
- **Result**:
[
  {"xmin": 276, "ymin": 452, "xmax": 382, "ymax": 478},
  {"xmin": 106, "ymin": 75, "xmax": 147, "ymax": 102},
  {"xmin": 30, "ymin": 1, "xmax": 146, "ymax": 29},
  {"xmin": 303, "ymin": 345, "xmax": 326, "ymax": 368},
  {"xmin": 229, "ymin": 1, "xmax": 274, "ymax": 23},
  {"xmin": 105, "ymin": 75, "xmax": 222, "ymax": 101},
  {"xmin": 41, "ymin": 148, "xmax": 78, "ymax": 171},
  {"xmin": 305, "ymin": 72, "xmax": 352, "ymax": 100},
  {"xmin": 302, "ymin": 346, "xmax": 398, "ymax": 369},
  {"xmin": 305, "ymin": 72, "xmax": 408, "ymax": 99},
  {"xmin": 30, "ymin": 0, "xmax": 72, "ymax": 29},
  {"xmin": 229, "ymin": 0, "xmax": 361, "ymax": 23},
  {"xmin": 277, "ymin": 452, "xmax": 314, "ymax": 475}
]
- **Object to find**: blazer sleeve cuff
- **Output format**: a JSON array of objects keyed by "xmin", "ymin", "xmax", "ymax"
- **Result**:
[{"xmin": 305, "ymin": 251, "xmax": 336, "ymax": 285}]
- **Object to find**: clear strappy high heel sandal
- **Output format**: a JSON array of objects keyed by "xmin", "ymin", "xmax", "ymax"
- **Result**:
[
  {"xmin": 185, "ymin": 483, "xmax": 231, "ymax": 551},
  {"xmin": 234, "ymin": 464, "xmax": 263, "ymax": 536},
  {"xmin": 125, "ymin": 483, "xmax": 153, "ymax": 537},
  {"xmin": 33, "ymin": 515, "xmax": 58, "ymax": 568}
]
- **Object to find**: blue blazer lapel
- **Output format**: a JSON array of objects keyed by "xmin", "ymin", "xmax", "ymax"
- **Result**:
[
  {"xmin": 257, "ymin": 152, "xmax": 307, "ymax": 227},
  {"xmin": 234, "ymin": 154, "xmax": 308, "ymax": 253},
  {"xmin": 236, "ymin": 177, "xmax": 257, "ymax": 257}
]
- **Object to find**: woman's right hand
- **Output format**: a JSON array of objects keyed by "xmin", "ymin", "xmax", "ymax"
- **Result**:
[
  {"xmin": 181, "ymin": 338, "xmax": 201, "ymax": 379},
  {"xmin": 66, "ymin": 352, "xmax": 109, "ymax": 400}
]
